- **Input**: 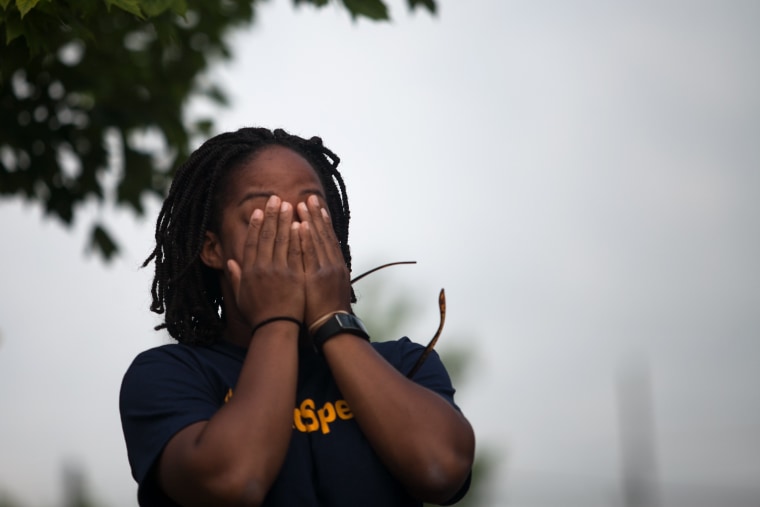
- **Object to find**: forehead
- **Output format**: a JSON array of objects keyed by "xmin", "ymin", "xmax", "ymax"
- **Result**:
[{"xmin": 228, "ymin": 145, "xmax": 325, "ymax": 194}]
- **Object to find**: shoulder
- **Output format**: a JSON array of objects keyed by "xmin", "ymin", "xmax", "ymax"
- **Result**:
[
  {"xmin": 119, "ymin": 342, "xmax": 243, "ymax": 416},
  {"xmin": 121, "ymin": 344, "xmax": 203, "ymax": 394},
  {"xmin": 372, "ymin": 337, "xmax": 459, "ymax": 408},
  {"xmin": 371, "ymin": 337, "xmax": 443, "ymax": 375},
  {"xmin": 119, "ymin": 342, "xmax": 242, "ymax": 485},
  {"xmin": 372, "ymin": 336, "xmax": 424, "ymax": 366},
  {"xmin": 126, "ymin": 342, "xmax": 210, "ymax": 368},
  {"xmin": 122, "ymin": 341, "xmax": 244, "ymax": 383}
]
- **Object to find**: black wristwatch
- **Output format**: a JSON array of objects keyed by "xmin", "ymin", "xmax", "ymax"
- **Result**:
[{"xmin": 312, "ymin": 313, "xmax": 370, "ymax": 352}]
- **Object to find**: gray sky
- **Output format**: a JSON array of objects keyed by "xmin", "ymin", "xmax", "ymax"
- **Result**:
[{"xmin": 1, "ymin": 1, "xmax": 759, "ymax": 506}]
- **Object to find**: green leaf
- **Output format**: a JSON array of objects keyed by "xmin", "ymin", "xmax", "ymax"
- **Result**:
[
  {"xmin": 89, "ymin": 223, "xmax": 119, "ymax": 261},
  {"xmin": 341, "ymin": 0, "xmax": 389, "ymax": 21},
  {"xmin": 118, "ymin": 146, "xmax": 156, "ymax": 215},
  {"xmin": 201, "ymin": 84, "xmax": 228, "ymax": 105},
  {"xmin": 407, "ymin": 0, "xmax": 436, "ymax": 15},
  {"xmin": 169, "ymin": 0, "xmax": 186, "ymax": 16},
  {"xmin": 104, "ymin": 0, "xmax": 144, "ymax": 18},
  {"xmin": 15, "ymin": 0, "xmax": 40, "ymax": 18},
  {"xmin": 141, "ymin": 0, "xmax": 183, "ymax": 17},
  {"xmin": 3, "ymin": 13, "xmax": 23, "ymax": 43},
  {"xmin": 0, "ymin": 0, "xmax": 432, "ymax": 263},
  {"xmin": 193, "ymin": 118, "xmax": 213, "ymax": 137},
  {"xmin": 293, "ymin": 0, "xmax": 329, "ymax": 6}
]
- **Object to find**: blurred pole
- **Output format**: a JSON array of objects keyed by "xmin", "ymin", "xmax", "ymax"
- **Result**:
[
  {"xmin": 62, "ymin": 460, "xmax": 89, "ymax": 507},
  {"xmin": 617, "ymin": 358, "xmax": 660, "ymax": 507}
]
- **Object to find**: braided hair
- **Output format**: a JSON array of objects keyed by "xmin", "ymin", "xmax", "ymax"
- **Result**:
[{"xmin": 143, "ymin": 127, "xmax": 353, "ymax": 345}]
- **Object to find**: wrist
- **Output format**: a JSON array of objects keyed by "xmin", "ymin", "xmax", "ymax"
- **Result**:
[
  {"xmin": 310, "ymin": 312, "xmax": 370, "ymax": 353},
  {"xmin": 307, "ymin": 310, "xmax": 350, "ymax": 335},
  {"xmin": 251, "ymin": 316, "xmax": 303, "ymax": 337}
]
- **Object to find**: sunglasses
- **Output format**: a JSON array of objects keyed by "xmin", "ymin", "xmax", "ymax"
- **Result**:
[{"xmin": 351, "ymin": 261, "xmax": 446, "ymax": 379}]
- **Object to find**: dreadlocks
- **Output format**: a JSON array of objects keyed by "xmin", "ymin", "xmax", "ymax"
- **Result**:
[{"xmin": 143, "ymin": 127, "xmax": 353, "ymax": 345}]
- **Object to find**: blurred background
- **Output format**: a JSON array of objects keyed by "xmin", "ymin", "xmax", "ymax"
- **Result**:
[{"xmin": 1, "ymin": 1, "xmax": 759, "ymax": 506}]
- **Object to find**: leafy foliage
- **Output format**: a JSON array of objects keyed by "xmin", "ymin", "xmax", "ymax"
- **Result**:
[{"xmin": 0, "ymin": 0, "xmax": 436, "ymax": 260}]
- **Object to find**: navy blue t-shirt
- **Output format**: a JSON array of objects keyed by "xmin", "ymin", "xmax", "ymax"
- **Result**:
[{"xmin": 119, "ymin": 338, "xmax": 469, "ymax": 506}]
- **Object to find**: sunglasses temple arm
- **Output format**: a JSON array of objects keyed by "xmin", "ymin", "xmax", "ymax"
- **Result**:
[
  {"xmin": 406, "ymin": 289, "xmax": 446, "ymax": 379},
  {"xmin": 350, "ymin": 261, "xmax": 417, "ymax": 285}
]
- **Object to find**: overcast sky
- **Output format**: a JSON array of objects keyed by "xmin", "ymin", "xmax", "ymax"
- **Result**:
[{"xmin": 1, "ymin": 1, "xmax": 759, "ymax": 506}]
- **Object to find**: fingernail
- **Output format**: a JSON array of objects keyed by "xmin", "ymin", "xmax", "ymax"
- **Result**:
[
  {"xmin": 321, "ymin": 208, "xmax": 329, "ymax": 219},
  {"xmin": 281, "ymin": 202, "xmax": 291, "ymax": 212},
  {"xmin": 252, "ymin": 209, "xmax": 263, "ymax": 221},
  {"xmin": 309, "ymin": 195, "xmax": 319, "ymax": 206}
]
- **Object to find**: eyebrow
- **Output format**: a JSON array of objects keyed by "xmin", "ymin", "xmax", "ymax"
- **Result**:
[{"xmin": 236, "ymin": 188, "xmax": 325, "ymax": 207}]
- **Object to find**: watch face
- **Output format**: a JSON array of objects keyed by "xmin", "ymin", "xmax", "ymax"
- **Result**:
[{"xmin": 335, "ymin": 313, "xmax": 369, "ymax": 334}]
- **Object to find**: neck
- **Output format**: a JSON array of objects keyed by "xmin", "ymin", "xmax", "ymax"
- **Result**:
[
  {"xmin": 218, "ymin": 280, "xmax": 254, "ymax": 348},
  {"xmin": 223, "ymin": 313, "xmax": 254, "ymax": 348}
]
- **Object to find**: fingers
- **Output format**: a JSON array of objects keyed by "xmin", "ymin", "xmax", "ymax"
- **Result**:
[
  {"xmin": 242, "ymin": 194, "xmax": 338, "ymax": 272},
  {"xmin": 231, "ymin": 196, "xmax": 307, "ymax": 326},
  {"xmin": 242, "ymin": 195, "xmax": 295, "ymax": 267},
  {"xmin": 297, "ymin": 195, "xmax": 351, "ymax": 324},
  {"xmin": 226, "ymin": 258, "xmax": 242, "ymax": 297},
  {"xmin": 272, "ymin": 201, "xmax": 294, "ymax": 266},
  {"xmin": 297, "ymin": 195, "xmax": 341, "ymax": 269},
  {"xmin": 287, "ymin": 221, "xmax": 303, "ymax": 271},
  {"xmin": 255, "ymin": 195, "xmax": 282, "ymax": 265},
  {"xmin": 240, "ymin": 207, "xmax": 264, "ymax": 269},
  {"xmin": 299, "ymin": 220, "xmax": 318, "ymax": 273}
]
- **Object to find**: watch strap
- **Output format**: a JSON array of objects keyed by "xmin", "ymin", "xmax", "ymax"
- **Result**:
[{"xmin": 311, "ymin": 312, "xmax": 370, "ymax": 352}]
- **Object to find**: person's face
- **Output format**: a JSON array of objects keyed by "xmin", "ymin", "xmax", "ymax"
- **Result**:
[{"xmin": 200, "ymin": 145, "xmax": 328, "ymax": 270}]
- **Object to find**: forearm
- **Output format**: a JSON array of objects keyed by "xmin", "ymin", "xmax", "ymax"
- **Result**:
[
  {"xmin": 159, "ymin": 322, "xmax": 299, "ymax": 506},
  {"xmin": 322, "ymin": 335, "xmax": 475, "ymax": 503}
]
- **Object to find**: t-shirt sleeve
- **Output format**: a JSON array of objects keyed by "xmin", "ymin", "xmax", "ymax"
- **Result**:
[
  {"xmin": 119, "ymin": 346, "xmax": 220, "ymax": 486},
  {"xmin": 374, "ymin": 337, "xmax": 459, "ymax": 409},
  {"xmin": 374, "ymin": 337, "xmax": 471, "ymax": 505}
]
